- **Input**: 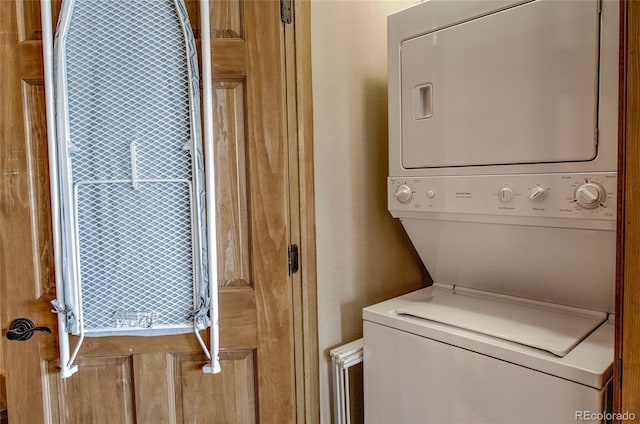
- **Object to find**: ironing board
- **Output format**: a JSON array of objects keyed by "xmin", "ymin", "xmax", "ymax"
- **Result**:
[{"xmin": 41, "ymin": 0, "xmax": 220, "ymax": 377}]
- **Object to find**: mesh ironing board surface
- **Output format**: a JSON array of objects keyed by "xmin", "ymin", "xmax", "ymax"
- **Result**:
[{"xmin": 55, "ymin": 0, "xmax": 208, "ymax": 336}]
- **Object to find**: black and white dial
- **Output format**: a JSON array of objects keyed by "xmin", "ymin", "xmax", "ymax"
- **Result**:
[
  {"xmin": 394, "ymin": 184, "xmax": 413, "ymax": 204},
  {"xmin": 574, "ymin": 182, "xmax": 606, "ymax": 209}
]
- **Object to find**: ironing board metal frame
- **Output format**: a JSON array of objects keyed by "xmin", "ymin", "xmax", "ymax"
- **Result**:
[{"xmin": 40, "ymin": 0, "xmax": 221, "ymax": 378}]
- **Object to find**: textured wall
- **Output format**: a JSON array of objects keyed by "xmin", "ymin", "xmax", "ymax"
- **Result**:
[{"xmin": 311, "ymin": 1, "xmax": 425, "ymax": 421}]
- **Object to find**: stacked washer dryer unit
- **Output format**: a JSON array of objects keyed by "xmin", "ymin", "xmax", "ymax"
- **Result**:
[{"xmin": 364, "ymin": 0, "xmax": 618, "ymax": 423}]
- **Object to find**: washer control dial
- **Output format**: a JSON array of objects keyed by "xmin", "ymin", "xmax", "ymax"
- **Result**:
[
  {"xmin": 394, "ymin": 184, "xmax": 413, "ymax": 204},
  {"xmin": 528, "ymin": 187, "xmax": 547, "ymax": 203},
  {"xmin": 575, "ymin": 182, "xmax": 606, "ymax": 209},
  {"xmin": 498, "ymin": 187, "xmax": 514, "ymax": 203}
]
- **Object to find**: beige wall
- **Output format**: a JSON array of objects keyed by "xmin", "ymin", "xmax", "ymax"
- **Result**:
[{"xmin": 311, "ymin": 1, "xmax": 424, "ymax": 422}]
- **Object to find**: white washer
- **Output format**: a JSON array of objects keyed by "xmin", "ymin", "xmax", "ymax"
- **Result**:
[
  {"xmin": 363, "ymin": 286, "xmax": 613, "ymax": 424},
  {"xmin": 365, "ymin": 0, "xmax": 619, "ymax": 422}
]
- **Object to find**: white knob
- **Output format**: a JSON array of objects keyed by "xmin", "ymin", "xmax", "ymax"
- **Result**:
[
  {"xmin": 529, "ymin": 187, "xmax": 547, "ymax": 202},
  {"xmin": 426, "ymin": 189, "xmax": 436, "ymax": 199},
  {"xmin": 498, "ymin": 187, "xmax": 514, "ymax": 203},
  {"xmin": 395, "ymin": 185, "xmax": 413, "ymax": 204},
  {"xmin": 575, "ymin": 182, "xmax": 606, "ymax": 209}
]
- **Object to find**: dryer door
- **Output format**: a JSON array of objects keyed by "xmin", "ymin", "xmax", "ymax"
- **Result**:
[{"xmin": 401, "ymin": 0, "xmax": 600, "ymax": 169}]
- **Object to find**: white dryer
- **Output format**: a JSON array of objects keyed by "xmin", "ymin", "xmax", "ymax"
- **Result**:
[{"xmin": 364, "ymin": 0, "xmax": 619, "ymax": 422}]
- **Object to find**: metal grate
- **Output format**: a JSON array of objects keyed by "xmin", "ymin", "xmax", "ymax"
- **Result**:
[
  {"xmin": 76, "ymin": 182, "xmax": 195, "ymax": 331},
  {"xmin": 66, "ymin": 0, "xmax": 193, "ymax": 183},
  {"xmin": 56, "ymin": 0, "xmax": 208, "ymax": 336}
]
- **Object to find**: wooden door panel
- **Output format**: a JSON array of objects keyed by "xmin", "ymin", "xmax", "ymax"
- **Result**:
[
  {"xmin": 172, "ymin": 350, "xmax": 257, "ymax": 423},
  {"xmin": 1, "ymin": 0, "xmax": 295, "ymax": 422},
  {"xmin": 20, "ymin": 82, "xmax": 56, "ymax": 299},
  {"xmin": 17, "ymin": 0, "xmax": 46, "ymax": 41},
  {"xmin": 45, "ymin": 356, "xmax": 135, "ymax": 424},
  {"xmin": 210, "ymin": 41, "xmax": 247, "ymax": 77},
  {"xmin": 213, "ymin": 81, "xmax": 251, "ymax": 288},
  {"xmin": 15, "ymin": 0, "xmax": 61, "ymax": 42},
  {"xmin": 211, "ymin": 0, "xmax": 243, "ymax": 39},
  {"xmin": 186, "ymin": 0, "xmax": 243, "ymax": 40},
  {"xmin": 131, "ymin": 352, "xmax": 172, "ymax": 423},
  {"xmin": 44, "ymin": 349, "xmax": 260, "ymax": 423}
]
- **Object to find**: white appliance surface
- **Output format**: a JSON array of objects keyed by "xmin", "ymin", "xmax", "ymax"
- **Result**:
[
  {"xmin": 368, "ymin": 0, "xmax": 620, "ymax": 421},
  {"xmin": 364, "ymin": 287, "xmax": 614, "ymax": 389},
  {"xmin": 364, "ymin": 317, "xmax": 612, "ymax": 424},
  {"xmin": 401, "ymin": 0, "xmax": 599, "ymax": 169},
  {"xmin": 389, "ymin": 173, "xmax": 617, "ymax": 224},
  {"xmin": 388, "ymin": 0, "xmax": 618, "ymax": 177},
  {"xmin": 396, "ymin": 285, "xmax": 606, "ymax": 357},
  {"xmin": 399, "ymin": 217, "xmax": 616, "ymax": 313},
  {"xmin": 387, "ymin": 0, "xmax": 619, "ymax": 312}
]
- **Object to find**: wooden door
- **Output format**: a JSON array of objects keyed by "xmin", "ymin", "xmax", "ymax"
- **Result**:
[
  {"xmin": 0, "ymin": 0, "xmax": 296, "ymax": 422},
  {"xmin": 616, "ymin": 0, "xmax": 640, "ymax": 416}
]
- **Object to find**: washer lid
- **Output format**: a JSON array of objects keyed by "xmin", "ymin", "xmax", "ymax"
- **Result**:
[{"xmin": 396, "ymin": 286, "xmax": 607, "ymax": 357}]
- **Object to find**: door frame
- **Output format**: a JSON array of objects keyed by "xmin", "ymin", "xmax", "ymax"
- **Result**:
[
  {"xmin": 615, "ymin": 0, "xmax": 640, "ymax": 416},
  {"xmin": 285, "ymin": 1, "xmax": 319, "ymax": 423},
  {"xmin": 291, "ymin": 0, "xmax": 640, "ymax": 418}
]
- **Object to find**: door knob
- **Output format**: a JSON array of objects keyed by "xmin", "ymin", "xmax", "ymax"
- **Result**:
[{"xmin": 5, "ymin": 317, "xmax": 52, "ymax": 341}]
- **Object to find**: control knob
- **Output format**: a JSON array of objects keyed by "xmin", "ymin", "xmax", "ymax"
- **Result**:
[
  {"xmin": 394, "ymin": 185, "xmax": 413, "ymax": 204},
  {"xmin": 498, "ymin": 187, "xmax": 514, "ymax": 203},
  {"xmin": 528, "ymin": 187, "xmax": 547, "ymax": 202},
  {"xmin": 574, "ymin": 182, "xmax": 606, "ymax": 209}
]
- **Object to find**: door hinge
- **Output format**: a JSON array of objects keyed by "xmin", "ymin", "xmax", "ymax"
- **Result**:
[
  {"xmin": 288, "ymin": 244, "xmax": 299, "ymax": 275},
  {"xmin": 280, "ymin": 0, "xmax": 292, "ymax": 24},
  {"xmin": 619, "ymin": 358, "xmax": 623, "ymax": 389}
]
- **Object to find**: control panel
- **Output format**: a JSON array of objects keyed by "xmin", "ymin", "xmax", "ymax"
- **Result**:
[{"xmin": 389, "ymin": 173, "xmax": 616, "ymax": 220}]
